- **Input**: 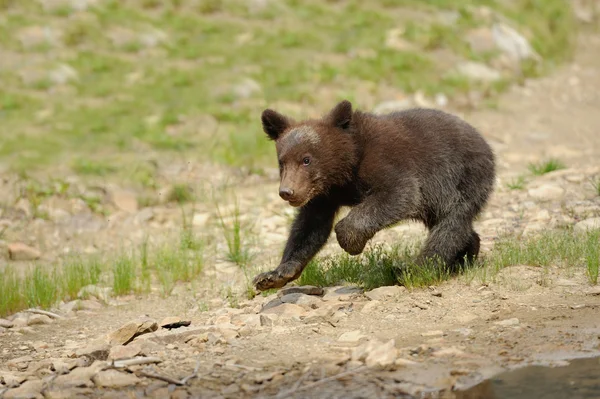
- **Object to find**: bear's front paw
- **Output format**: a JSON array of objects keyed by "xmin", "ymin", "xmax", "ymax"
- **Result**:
[
  {"xmin": 252, "ymin": 270, "xmax": 289, "ymax": 291},
  {"xmin": 335, "ymin": 220, "xmax": 368, "ymax": 256}
]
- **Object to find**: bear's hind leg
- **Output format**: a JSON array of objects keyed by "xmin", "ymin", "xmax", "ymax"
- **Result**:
[
  {"xmin": 453, "ymin": 231, "xmax": 480, "ymax": 268},
  {"xmin": 418, "ymin": 217, "xmax": 474, "ymax": 269}
]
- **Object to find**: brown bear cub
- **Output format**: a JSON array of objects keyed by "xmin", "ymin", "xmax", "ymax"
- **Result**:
[{"xmin": 252, "ymin": 100, "xmax": 495, "ymax": 291}]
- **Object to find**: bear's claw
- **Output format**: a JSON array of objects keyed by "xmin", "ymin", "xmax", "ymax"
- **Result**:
[{"xmin": 252, "ymin": 270, "xmax": 289, "ymax": 291}]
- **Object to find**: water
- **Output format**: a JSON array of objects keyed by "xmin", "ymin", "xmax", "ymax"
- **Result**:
[{"xmin": 455, "ymin": 357, "xmax": 600, "ymax": 399}]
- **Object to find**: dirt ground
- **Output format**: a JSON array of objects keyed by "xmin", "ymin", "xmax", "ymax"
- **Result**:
[{"xmin": 1, "ymin": 30, "xmax": 600, "ymax": 399}]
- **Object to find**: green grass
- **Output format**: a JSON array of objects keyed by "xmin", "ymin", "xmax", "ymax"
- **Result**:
[
  {"xmin": 167, "ymin": 184, "xmax": 195, "ymax": 204},
  {"xmin": 528, "ymin": 158, "xmax": 566, "ymax": 176},
  {"xmin": 62, "ymin": 256, "xmax": 102, "ymax": 300},
  {"xmin": 216, "ymin": 202, "xmax": 252, "ymax": 267},
  {"xmin": 297, "ymin": 228, "xmax": 600, "ymax": 290},
  {"xmin": 298, "ymin": 243, "xmax": 452, "ymax": 290},
  {"xmin": 112, "ymin": 252, "xmax": 136, "ymax": 295},
  {"xmin": 590, "ymin": 176, "xmax": 600, "ymax": 196},
  {"xmin": 0, "ymin": 0, "xmax": 577, "ymax": 178},
  {"xmin": 507, "ymin": 175, "xmax": 526, "ymax": 190},
  {"xmin": 0, "ymin": 227, "xmax": 205, "ymax": 318}
]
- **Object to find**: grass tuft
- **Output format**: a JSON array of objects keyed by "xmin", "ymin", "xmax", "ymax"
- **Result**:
[
  {"xmin": 216, "ymin": 202, "xmax": 252, "ymax": 267},
  {"xmin": 507, "ymin": 175, "xmax": 526, "ymax": 190},
  {"xmin": 528, "ymin": 158, "xmax": 566, "ymax": 175},
  {"xmin": 112, "ymin": 252, "xmax": 137, "ymax": 296}
]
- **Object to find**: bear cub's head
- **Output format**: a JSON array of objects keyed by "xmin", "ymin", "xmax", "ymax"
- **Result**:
[{"xmin": 261, "ymin": 100, "xmax": 358, "ymax": 208}]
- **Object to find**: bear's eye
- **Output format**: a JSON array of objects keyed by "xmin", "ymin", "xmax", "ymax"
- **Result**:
[{"xmin": 302, "ymin": 157, "xmax": 311, "ymax": 166}]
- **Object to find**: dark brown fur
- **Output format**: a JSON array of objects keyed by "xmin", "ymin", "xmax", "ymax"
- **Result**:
[{"xmin": 253, "ymin": 100, "xmax": 496, "ymax": 291}]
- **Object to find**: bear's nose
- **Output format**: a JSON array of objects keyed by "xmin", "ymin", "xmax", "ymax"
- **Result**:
[{"xmin": 279, "ymin": 187, "xmax": 294, "ymax": 201}]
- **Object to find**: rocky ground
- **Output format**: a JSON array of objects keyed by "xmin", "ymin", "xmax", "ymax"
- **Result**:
[{"xmin": 2, "ymin": 25, "xmax": 600, "ymax": 399}]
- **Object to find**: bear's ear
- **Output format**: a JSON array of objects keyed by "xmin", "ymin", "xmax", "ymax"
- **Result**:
[
  {"xmin": 261, "ymin": 109, "xmax": 291, "ymax": 140},
  {"xmin": 327, "ymin": 100, "xmax": 353, "ymax": 130}
]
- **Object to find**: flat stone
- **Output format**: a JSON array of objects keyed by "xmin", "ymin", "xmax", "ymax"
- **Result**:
[
  {"xmin": 159, "ymin": 317, "xmax": 191, "ymax": 330},
  {"xmin": 108, "ymin": 342, "xmax": 142, "ymax": 360},
  {"xmin": 3, "ymin": 379, "xmax": 44, "ymax": 399},
  {"xmin": 433, "ymin": 347, "xmax": 467, "ymax": 358},
  {"xmin": 322, "ymin": 286, "xmax": 363, "ymax": 301},
  {"xmin": 260, "ymin": 303, "xmax": 307, "ymax": 319},
  {"xmin": 108, "ymin": 318, "xmax": 158, "ymax": 345},
  {"xmin": 280, "ymin": 293, "xmax": 323, "ymax": 308},
  {"xmin": 27, "ymin": 314, "xmax": 53, "ymax": 325},
  {"xmin": 93, "ymin": 369, "xmax": 140, "ymax": 388},
  {"xmin": 259, "ymin": 314, "xmax": 279, "ymax": 327},
  {"xmin": 364, "ymin": 286, "xmax": 406, "ymax": 301},
  {"xmin": 278, "ymin": 285, "xmax": 324, "ymax": 297},
  {"xmin": 0, "ymin": 318, "xmax": 14, "ymax": 328},
  {"xmin": 456, "ymin": 61, "xmax": 501, "ymax": 82},
  {"xmin": 574, "ymin": 217, "xmax": 600, "ymax": 232},
  {"xmin": 75, "ymin": 338, "xmax": 110, "ymax": 360},
  {"xmin": 7, "ymin": 242, "xmax": 41, "ymax": 261},
  {"xmin": 53, "ymin": 362, "xmax": 106, "ymax": 388},
  {"xmin": 338, "ymin": 330, "xmax": 367, "ymax": 343},
  {"xmin": 528, "ymin": 184, "xmax": 565, "ymax": 201},
  {"xmin": 43, "ymin": 387, "xmax": 93, "ymax": 399},
  {"xmin": 352, "ymin": 339, "xmax": 397, "ymax": 368},
  {"xmin": 494, "ymin": 318, "xmax": 520, "ymax": 327},
  {"xmin": 421, "ymin": 330, "xmax": 444, "ymax": 337},
  {"xmin": 110, "ymin": 189, "xmax": 138, "ymax": 213}
]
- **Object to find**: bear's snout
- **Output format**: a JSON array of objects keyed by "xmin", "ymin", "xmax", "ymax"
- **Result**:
[{"xmin": 279, "ymin": 187, "xmax": 294, "ymax": 201}]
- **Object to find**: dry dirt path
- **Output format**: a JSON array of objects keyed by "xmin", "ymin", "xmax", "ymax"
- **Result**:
[{"xmin": 1, "ymin": 32, "xmax": 600, "ymax": 399}]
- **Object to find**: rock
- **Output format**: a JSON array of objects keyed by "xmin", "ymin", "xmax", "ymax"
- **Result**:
[
  {"xmin": 492, "ymin": 23, "xmax": 539, "ymax": 62},
  {"xmin": 385, "ymin": 28, "xmax": 417, "ymax": 51},
  {"xmin": 528, "ymin": 184, "xmax": 565, "ymax": 201},
  {"xmin": 494, "ymin": 318, "xmax": 520, "ymax": 327},
  {"xmin": 27, "ymin": 314, "xmax": 53, "ymax": 325},
  {"xmin": 574, "ymin": 217, "xmax": 600, "ymax": 232},
  {"xmin": 192, "ymin": 212, "xmax": 210, "ymax": 227},
  {"xmin": 108, "ymin": 343, "xmax": 142, "ymax": 360},
  {"xmin": 93, "ymin": 369, "xmax": 140, "ymax": 388},
  {"xmin": 110, "ymin": 189, "xmax": 138, "ymax": 213},
  {"xmin": 456, "ymin": 61, "xmax": 501, "ymax": 82},
  {"xmin": 586, "ymin": 286, "xmax": 600, "ymax": 296},
  {"xmin": 43, "ymin": 387, "xmax": 94, "ymax": 399},
  {"xmin": 373, "ymin": 99, "xmax": 412, "ymax": 115},
  {"xmin": 0, "ymin": 318, "xmax": 14, "ymax": 328},
  {"xmin": 465, "ymin": 27, "xmax": 496, "ymax": 53},
  {"xmin": 77, "ymin": 286, "xmax": 111, "ymax": 302},
  {"xmin": 108, "ymin": 318, "xmax": 158, "ymax": 345},
  {"xmin": 395, "ymin": 358, "xmax": 418, "ymax": 367},
  {"xmin": 231, "ymin": 314, "xmax": 261, "ymax": 328},
  {"xmin": 0, "ymin": 371, "xmax": 27, "ymax": 387},
  {"xmin": 61, "ymin": 299, "xmax": 103, "ymax": 312},
  {"xmin": 278, "ymin": 285, "xmax": 324, "ymax": 297},
  {"xmin": 259, "ymin": 314, "xmax": 279, "ymax": 327},
  {"xmin": 159, "ymin": 317, "xmax": 192, "ymax": 330},
  {"xmin": 433, "ymin": 347, "xmax": 467, "ymax": 357},
  {"xmin": 7, "ymin": 242, "xmax": 41, "ymax": 261},
  {"xmin": 260, "ymin": 303, "xmax": 307, "ymax": 319},
  {"xmin": 338, "ymin": 330, "xmax": 367, "ymax": 343},
  {"xmin": 232, "ymin": 78, "xmax": 261, "ymax": 99},
  {"xmin": 421, "ymin": 330, "xmax": 444, "ymax": 337},
  {"xmin": 52, "ymin": 362, "xmax": 105, "ymax": 388},
  {"xmin": 280, "ymin": 293, "xmax": 322, "ymax": 308},
  {"xmin": 322, "ymin": 286, "xmax": 363, "ymax": 301},
  {"xmin": 352, "ymin": 339, "xmax": 397, "ymax": 368},
  {"xmin": 17, "ymin": 26, "xmax": 60, "ymax": 49},
  {"xmin": 75, "ymin": 339, "xmax": 110, "ymax": 360},
  {"xmin": 11, "ymin": 313, "xmax": 30, "ymax": 328},
  {"xmin": 360, "ymin": 300, "xmax": 381, "ymax": 314},
  {"xmin": 6, "ymin": 355, "xmax": 33, "ymax": 371},
  {"xmin": 48, "ymin": 64, "xmax": 79, "ymax": 85},
  {"xmin": 364, "ymin": 286, "xmax": 406, "ymax": 301},
  {"xmin": 3, "ymin": 379, "xmax": 44, "ymax": 399}
]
